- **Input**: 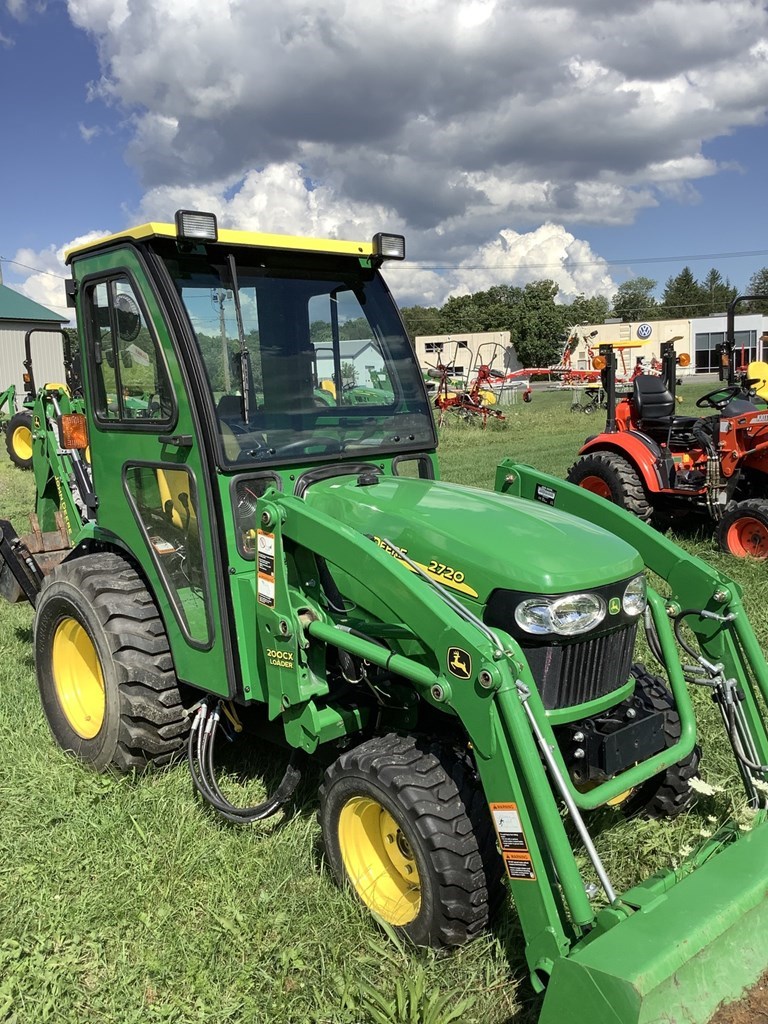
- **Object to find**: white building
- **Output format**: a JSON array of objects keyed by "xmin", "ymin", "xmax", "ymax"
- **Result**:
[
  {"xmin": 413, "ymin": 330, "xmax": 522, "ymax": 379},
  {"xmin": 568, "ymin": 314, "xmax": 768, "ymax": 376}
]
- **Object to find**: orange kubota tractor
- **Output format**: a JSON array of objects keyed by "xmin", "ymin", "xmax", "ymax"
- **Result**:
[{"xmin": 567, "ymin": 297, "xmax": 768, "ymax": 558}]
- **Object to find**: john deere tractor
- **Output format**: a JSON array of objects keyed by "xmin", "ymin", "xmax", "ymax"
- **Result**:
[{"xmin": 2, "ymin": 211, "xmax": 768, "ymax": 1024}]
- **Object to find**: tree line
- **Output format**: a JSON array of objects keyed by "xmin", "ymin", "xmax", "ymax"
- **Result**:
[{"xmin": 399, "ymin": 266, "xmax": 768, "ymax": 368}]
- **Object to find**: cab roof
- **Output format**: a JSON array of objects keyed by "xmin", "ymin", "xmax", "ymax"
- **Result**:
[{"xmin": 64, "ymin": 222, "xmax": 374, "ymax": 264}]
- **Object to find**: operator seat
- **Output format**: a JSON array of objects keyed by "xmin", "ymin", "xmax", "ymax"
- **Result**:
[{"xmin": 632, "ymin": 374, "xmax": 711, "ymax": 447}]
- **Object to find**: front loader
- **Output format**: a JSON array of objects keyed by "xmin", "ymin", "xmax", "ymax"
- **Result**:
[{"xmin": 2, "ymin": 211, "xmax": 768, "ymax": 1023}]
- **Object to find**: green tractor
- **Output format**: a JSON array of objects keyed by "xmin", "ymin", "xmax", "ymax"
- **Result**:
[{"xmin": 2, "ymin": 211, "xmax": 768, "ymax": 1024}]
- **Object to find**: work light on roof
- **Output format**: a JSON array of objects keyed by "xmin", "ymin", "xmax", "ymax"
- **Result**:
[
  {"xmin": 372, "ymin": 233, "xmax": 406, "ymax": 260},
  {"xmin": 175, "ymin": 210, "xmax": 218, "ymax": 242}
]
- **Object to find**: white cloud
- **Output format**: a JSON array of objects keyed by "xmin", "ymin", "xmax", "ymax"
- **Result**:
[
  {"xmin": 10, "ymin": 231, "xmax": 107, "ymax": 321},
  {"xmin": 78, "ymin": 122, "xmax": 101, "ymax": 142},
  {"xmin": 61, "ymin": 0, "xmax": 767, "ymax": 269}
]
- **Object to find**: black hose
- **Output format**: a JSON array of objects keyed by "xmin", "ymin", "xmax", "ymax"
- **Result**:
[
  {"xmin": 672, "ymin": 608, "xmax": 709, "ymax": 662},
  {"xmin": 187, "ymin": 702, "xmax": 301, "ymax": 824}
]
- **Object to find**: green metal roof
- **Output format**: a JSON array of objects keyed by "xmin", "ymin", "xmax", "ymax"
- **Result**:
[{"xmin": 0, "ymin": 283, "xmax": 66, "ymax": 323}]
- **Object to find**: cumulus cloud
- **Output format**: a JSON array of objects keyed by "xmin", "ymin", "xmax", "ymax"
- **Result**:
[
  {"xmin": 14, "ymin": 0, "xmax": 768, "ymax": 310},
  {"xmin": 10, "ymin": 231, "xmax": 107, "ymax": 321},
  {"xmin": 65, "ymin": 0, "xmax": 768, "ymax": 251}
]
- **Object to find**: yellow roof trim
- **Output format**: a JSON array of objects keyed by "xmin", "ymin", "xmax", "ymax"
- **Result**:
[{"xmin": 64, "ymin": 221, "xmax": 374, "ymax": 263}]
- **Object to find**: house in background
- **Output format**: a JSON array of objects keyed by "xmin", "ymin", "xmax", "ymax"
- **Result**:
[{"xmin": 0, "ymin": 278, "xmax": 68, "ymax": 397}]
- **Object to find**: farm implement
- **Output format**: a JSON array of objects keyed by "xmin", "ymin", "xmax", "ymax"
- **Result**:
[
  {"xmin": 429, "ymin": 341, "xmax": 526, "ymax": 426},
  {"xmin": 1, "ymin": 212, "xmax": 768, "ymax": 1023},
  {"xmin": 568, "ymin": 308, "xmax": 768, "ymax": 558}
]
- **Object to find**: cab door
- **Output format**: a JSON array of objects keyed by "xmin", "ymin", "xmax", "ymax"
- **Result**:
[{"xmin": 73, "ymin": 246, "xmax": 232, "ymax": 696}]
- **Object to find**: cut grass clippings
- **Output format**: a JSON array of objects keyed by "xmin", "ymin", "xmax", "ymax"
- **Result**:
[{"xmin": 0, "ymin": 382, "xmax": 765, "ymax": 1024}]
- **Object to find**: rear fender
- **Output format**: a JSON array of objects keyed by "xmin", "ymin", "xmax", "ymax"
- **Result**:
[{"xmin": 579, "ymin": 432, "xmax": 663, "ymax": 492}]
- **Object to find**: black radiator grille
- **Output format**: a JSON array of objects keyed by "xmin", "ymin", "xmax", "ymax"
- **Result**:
[{"xmin": 521, "ymin": 623, "xmax": 638, "ymax": 711}]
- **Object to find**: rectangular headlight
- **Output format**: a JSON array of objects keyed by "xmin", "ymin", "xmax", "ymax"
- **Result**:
[
  {"xmin": 372, "ymin": 232, "xmax": 405, "ymax": 260},
  {"xmin": 175, "ymin": 210, "xmax": 218, "ymax": 242}
]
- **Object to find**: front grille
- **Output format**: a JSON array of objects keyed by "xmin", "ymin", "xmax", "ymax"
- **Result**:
[{"xmin": 521, "ymin": 623, "xmax": 637, "ymax": 710}]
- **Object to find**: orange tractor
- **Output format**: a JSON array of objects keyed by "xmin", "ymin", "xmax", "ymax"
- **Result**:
[{"xmin": 567, "ymin": 300, "xmax": 768, "ymax": 558}]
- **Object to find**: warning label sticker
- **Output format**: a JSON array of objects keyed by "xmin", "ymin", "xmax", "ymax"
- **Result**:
[
  {"xmin": 490, "ymin": 802, "xmax": 528, "ymax": 851},
  {"xmin": 257, "ymin": 531, "xmax": 275, "ymax": 575},
  {"xmin": 503, "ymin": 851, "xmax": 536, "ymax": 881},
  {"xmin": 257, "ymin": 530, "xmax": 275, "ymax": 607}
]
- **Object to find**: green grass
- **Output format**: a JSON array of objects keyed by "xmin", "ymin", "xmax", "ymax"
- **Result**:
[{"xmin": 0, "ymin": 384, "xmax": 766, "ymax": 1024}]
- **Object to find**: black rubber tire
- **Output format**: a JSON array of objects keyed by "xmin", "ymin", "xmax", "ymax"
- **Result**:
[
  {"xmin": 5, "ymin": 410, "xmax": 33, "ymax": 470},
  {"xmin": 716, "ymin": 499, "xmax": 768, "ymax": 560},
  {"xmin": 319, "ymin": 733, "xmax": 504, "ymax": 948},
  {"xmin": 34, "ymin": 551, "xmax": 189, "ymax": 771},
  {"xmin": 567, "ymin": 451, "xmax": 653, "ymax": 522},
  {"xmin": 621, "ymin": 664, "xmax": 701, "ymax": 819}
]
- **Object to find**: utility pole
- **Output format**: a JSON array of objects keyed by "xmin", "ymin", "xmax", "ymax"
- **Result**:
[{"xmin": 216, "ymin": 289, "xmax": 231, "ymax": 392}]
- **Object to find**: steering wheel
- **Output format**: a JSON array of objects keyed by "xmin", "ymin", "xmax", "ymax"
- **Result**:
[
  {"xmin": 695, "ymin": 385, "xmax": 743, "ymax": 410},
  {"xmin": 275, "ymin": 436, "xmax": 342, "ymax": 457}
]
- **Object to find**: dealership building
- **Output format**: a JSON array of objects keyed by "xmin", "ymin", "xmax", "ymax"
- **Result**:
[{"xmin": 568, "ymin": 314, "xmax": 768, "ymax": 376}]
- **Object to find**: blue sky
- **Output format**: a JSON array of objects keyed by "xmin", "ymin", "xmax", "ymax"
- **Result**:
[{"xmin": 1, "ymin": 0, "xmax": 767, "ymax": 318}]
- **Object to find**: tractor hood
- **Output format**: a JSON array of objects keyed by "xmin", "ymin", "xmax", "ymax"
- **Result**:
[{"xmin": 302, "ymin": 473, "xmax": 643, "ymax": 603}]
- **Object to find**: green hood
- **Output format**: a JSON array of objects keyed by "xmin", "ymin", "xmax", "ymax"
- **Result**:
[{"xmin": 303, "ymin": 474, "xmax": 643, "ymax": 603}]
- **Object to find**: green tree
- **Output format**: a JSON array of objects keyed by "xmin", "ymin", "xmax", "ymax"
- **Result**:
[
  {"xmin": 700, "ymin": 268, "xmax": 737, "ymax": 315},
  {"xmin": 564, "ymin": 293, "xmax": 610, "ymax": 328},
  {"xmin": 611, "ymin": 277, "xmax": 658, "ymax": 321},
  {"xmin": 659, "ymin": 266, "xmax": 706, "ymax": 319},
  {"xmin": 400, "ymin": 305, "xmax": 443, "ymax": 342},
  {"xmin": 439, "ymin": 294, "xmax": 486, "ymax": 334},
  {"xmin": 512, "ymin": 280, "xmax": 568, "ymax": 367},
  {"xmin": 746, "ymin": 268, "xmax": 768, "ymax": 313}
]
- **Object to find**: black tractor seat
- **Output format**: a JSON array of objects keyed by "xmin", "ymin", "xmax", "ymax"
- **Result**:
[{"xmin": 633, "ymin": 374, "xmax": 714, "ymax": 447}]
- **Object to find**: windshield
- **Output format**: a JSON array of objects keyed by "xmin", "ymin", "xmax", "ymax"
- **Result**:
[{"xmin": 156, "ymin": 245, "xmax": 435, "ymax": 467}]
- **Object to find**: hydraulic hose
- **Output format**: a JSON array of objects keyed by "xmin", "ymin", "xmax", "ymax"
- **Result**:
[{"xmin": 187, "ymin": 701, "xmax": 301, "ymax": 824}]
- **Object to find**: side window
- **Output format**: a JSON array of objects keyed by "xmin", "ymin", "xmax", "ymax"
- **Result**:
[
  {"xmin": 308, "ymin": 289, "xmax": 395, "ymax": 406},
  {"xmin": 86, "ymin": 276, "xmax": 174, "ymax": 424},
  {"xmin": 125, "ymin": 465, "xmax": 211, "ymax": 645}
]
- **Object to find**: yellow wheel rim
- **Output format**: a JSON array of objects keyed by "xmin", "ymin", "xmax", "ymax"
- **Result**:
[
  {"xmin": 52, "ymin": 617, "xmax": 106, "ymax": 739},
  {"xmin": 338, "ymin": 796, "xmax": 421, "ymax": 925},
  {"xmin": 12, "ymin": 425, "xmax": 33, "ymax": 461}
]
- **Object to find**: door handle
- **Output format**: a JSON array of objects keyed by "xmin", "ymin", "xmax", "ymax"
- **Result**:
[{"xmin": 158, "ymin": 434, "xmax": 193, "ymax": 448}]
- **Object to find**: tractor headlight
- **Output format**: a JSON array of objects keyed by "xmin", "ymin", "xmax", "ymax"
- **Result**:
[
  {"xmin": 622, "ymin": 574, "xmax": 647, "ymax": 616},
  {"xmin": 515, "ymin": 593, "xmax": 606, "ymax": 637}
]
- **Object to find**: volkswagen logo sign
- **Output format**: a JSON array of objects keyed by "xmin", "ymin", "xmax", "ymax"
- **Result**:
[{"xmin": 637, "ymin": 322, "xmax": 653, "ymax": 340}]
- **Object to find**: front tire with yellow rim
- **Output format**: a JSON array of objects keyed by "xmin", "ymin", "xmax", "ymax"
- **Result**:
[
  {"xmin": 319, "ymin": 733, "xmax": 503, "ymax": 947},
  {"xmin": 5, "ymin": 410, "xmax": 34, "ymax": 470},
  {"xmin": 34, "ymin": 552, "xmax": 189, "ymax": 771}
]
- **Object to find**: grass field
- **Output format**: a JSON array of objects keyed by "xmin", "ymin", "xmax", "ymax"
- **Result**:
[{"xmin": 0, "ymin": 384, "xmax": 766, "ymax": 1024}]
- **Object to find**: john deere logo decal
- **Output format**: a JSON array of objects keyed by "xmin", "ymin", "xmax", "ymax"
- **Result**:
[
  {"xmin": 609, "ymin": 597, "xmax": 621, "ymax": 615},
  {"xmin": 448, "ymin": 648, "xmax": 472, "ymax": 679}
]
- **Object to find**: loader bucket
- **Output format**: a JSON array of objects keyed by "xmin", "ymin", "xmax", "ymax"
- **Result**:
[{"xmin": 539, "ymin": 820, "xmax": 768, "ymax": 1024}]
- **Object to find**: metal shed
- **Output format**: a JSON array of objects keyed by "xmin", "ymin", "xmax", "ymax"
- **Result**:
[{"xmin": 0, "ymin": 283, "xmax": 68, "ymax": 399}]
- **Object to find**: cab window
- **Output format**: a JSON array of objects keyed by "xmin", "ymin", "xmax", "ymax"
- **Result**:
[{"xmin": 85, "ymin": 276, "xmax": 174, "ymax": 424}]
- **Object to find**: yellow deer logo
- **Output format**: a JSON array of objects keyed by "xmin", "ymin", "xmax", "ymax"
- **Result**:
[{"xmin": 447, "ymin": 648, "xmax": 472, "ymax": 680}]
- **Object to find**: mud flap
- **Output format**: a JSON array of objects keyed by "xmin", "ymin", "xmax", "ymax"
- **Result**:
[{"xmin": 539, "ymin": 820, "xmax": 768, "ymax": 1024}]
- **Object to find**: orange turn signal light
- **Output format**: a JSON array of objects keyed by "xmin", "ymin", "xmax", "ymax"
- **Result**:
[
  {"xmin": 677, "ymin": 352, "xmax": 691, "ymax": 367},
  {"xmin": 22, "ymin": 373, "xmax": 30, "ymax": 384},
  {"xmin": 592, "ymin": 356, "xmax": 607, "ymax": 370},
  {"xmin": 61, "ymin": 413, "xmax": 89, "ymax": 450}
]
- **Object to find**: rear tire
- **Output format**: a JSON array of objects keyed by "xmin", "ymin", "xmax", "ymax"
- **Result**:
[
  {"xmin": 6, "ymin": 410, "xmax": 33, "ymax": 469},
  {"xmin": 34, "ymin": 551, "xmax": 189, "ymax": 771},
  {"xmin": 717, "ymin": 499, "xmax": 768, "ymax": 559},
  {"xmin": 319, "ymin": 733, "xmax": 504, "ymax": 948},
  {"xmin": 621, "ymin": 665, "xmax": 701, "ymax": 819},
  {"xmin": 567, "ymin": 451, "xmax": 652, "ymax": 522}
]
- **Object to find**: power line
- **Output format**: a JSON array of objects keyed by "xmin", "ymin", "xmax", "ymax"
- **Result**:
[
  {"xmin": 396, "ymin": 248, "xmax": 768, "ymax": 272},
  {"xmin": 0, "ymin": 257, "xmax": 66, "ymax": 280}
]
